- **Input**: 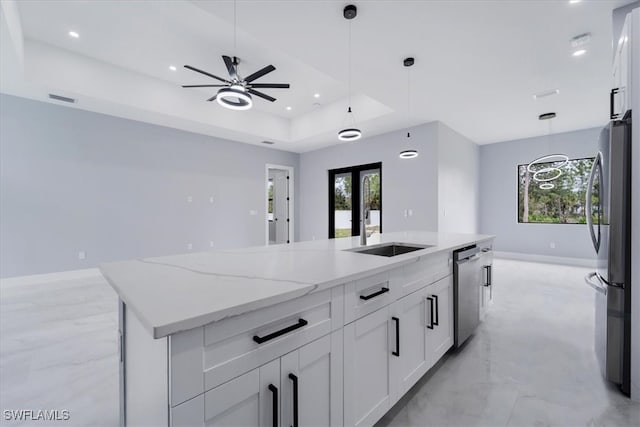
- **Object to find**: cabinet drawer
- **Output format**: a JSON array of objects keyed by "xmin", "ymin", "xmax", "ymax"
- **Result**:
[
  {"xmin": 344, "ymin": 270, "xmax": 398, "ymax": 324},
  {"xmin": 169, "ymin": 288, "xmax": 340, "ymax": 406},
  {"xmin": 399, "ymin": 251, "xmax": 452, "ymax": 296}
]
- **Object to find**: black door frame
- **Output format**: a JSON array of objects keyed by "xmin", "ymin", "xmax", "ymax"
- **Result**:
[{"xmin": 328, "ymin": 162, "xmax": 382, "ymax": 238}]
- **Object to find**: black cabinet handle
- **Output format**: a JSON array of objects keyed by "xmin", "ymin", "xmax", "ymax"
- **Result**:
[
  {"xmin": 426, "ymin": 297, "xmax": 434, "ymax": 329},
  {"xmin": 268, "ymin": 384, "xmax": 278, "ymax": 427},
  {"xmin": 288, "ymin": 374, "xmax": 298, "ymax": 427},
  {"xmin": 483, "ymin": 265, "xmax": 492, "ymax": 287},
  {"xmin": 360, "ymin": 287, "xmax": 389, "ymax": 301},
  {"xmin": 392, "ymin": 317, "xmax": 400, "ymax": 357},
  {"xmin": 253, "ymin": 319, "xmax": 308, "ymax": 344},
  {"xmin": 610, "ymin": 88, "xmax": 620, "ymax": 120},
  {"xmin": 432, "ymin": 295, "xmax": 439, "ymax": 326}
]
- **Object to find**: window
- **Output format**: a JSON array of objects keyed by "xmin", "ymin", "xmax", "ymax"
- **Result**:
[
  {"xmin": 329, "ymin": 163, "xmax": 381, "ymax": 238},
  {"xmin": 517, "ymin": 157, "xmax": 594, "ymax": 224}
]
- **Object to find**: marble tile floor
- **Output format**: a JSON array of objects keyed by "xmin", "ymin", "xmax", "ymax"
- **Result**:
[
  {"xmin": 376, "ymin": 259, "xmax": 640, "ymax": 427},
  {"xmin": 0, "ymin": 259, "xmax": 638, "ymax": 426}
]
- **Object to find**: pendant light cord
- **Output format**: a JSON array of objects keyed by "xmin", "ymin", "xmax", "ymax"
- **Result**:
[
  {"xmin": 233, "ymin": 0, "xmax": 237, "ymax": 52},
  {"xmin": 407, "ymin": 64, "xmax": 411, "ymax": 138},
  {"xmin": 348, "ymin": 19, "xmax": 353, "ymax": 119}
]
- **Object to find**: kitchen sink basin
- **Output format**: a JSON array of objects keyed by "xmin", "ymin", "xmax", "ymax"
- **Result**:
[{"xmin": 347, "ymin": 243, "xmax": 432, "ymax": 257}]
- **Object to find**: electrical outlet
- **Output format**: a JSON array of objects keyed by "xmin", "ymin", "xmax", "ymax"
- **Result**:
[
  {"xmin": 78, "ymin": 251, "xmax": 86, "ymax": 260},
  {"xmin": 249, "ymin": 210, "xmax": 258, "ymax": 215},
  {"xmin": 408, "ymin": 209, "xmax": 413, "ymax": 217},
  {"xmin": 187, "ymin": 196, "xmax": 193, "ymax": 203},
  {"xmin": 209, "ymin": 196, "xmax": 214, "ymax": 204},
  {"xmin": 550, "ymin": 242, "xmax": 556, "ymax": 249},
  {"xmin": 187, "ymin": 243, "xmax": 193, "ymax": 251},
  {"xmin": 209, "ymin": 241, "xmax": 214, "ymax": 248}
]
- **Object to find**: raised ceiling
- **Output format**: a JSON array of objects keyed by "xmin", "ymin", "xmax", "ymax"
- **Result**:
[{"xmin": 0, "ymin": 0, "xmax": 633, "ymax": 152}]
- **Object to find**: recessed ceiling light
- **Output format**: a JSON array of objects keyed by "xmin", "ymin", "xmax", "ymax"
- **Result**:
[
  {"xmin": 68, "ymin": 31, "xmax": 79, "ymax": 38},
  {"xmin": 314, "ymin": 93, "xmax": 320, "ymax": 98},
  {"xmin": 569, "ymin": 0, "xmax": 581, "ymax": 4},
  {"xmin": 286, "ymin": 106, "xmax": 292, "ymax": 111},
  {"xmin": 572, "ymin": 49, "xmax": 587, "ymax": 57},
  {"xmin": 169, "ymin": 65, "xmax": 177, "ymax": 71}
]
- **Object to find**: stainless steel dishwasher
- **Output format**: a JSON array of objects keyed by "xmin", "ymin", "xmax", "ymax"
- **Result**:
[{"xmin": 453, "ymin": 245, "xmax": 481, "ymax": 347}]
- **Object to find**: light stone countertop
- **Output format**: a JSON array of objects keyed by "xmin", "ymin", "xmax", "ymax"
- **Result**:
[{"xmin": 100, "ymin": 231, "xmax": 493, "ymax": 338}]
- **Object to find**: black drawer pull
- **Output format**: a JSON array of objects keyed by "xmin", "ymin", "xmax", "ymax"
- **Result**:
[
  {"xmin": 432, "ymin": 295, "xmax": 439, "ymax": 326},
  {"xmin": 426, "ymin": 297, "xmax": 434, "ymax": 329},
  {"xmin": 610, "ymin": 88, "xmax": 620, "ymax": 120},
  {"xmin": 483, "ymin": 265, "xmax": 492, "ymax": 287},
  {"xmin": 392, "ymin": 317, "xmax": 400, "ymax": 357},
  {"xmin": 289, "ymin": 373, "xmax": 298, "ymax": 427},
  {"xmin": 268, "ymin": 384, "xmax": 278, "ymax": 427},
  {"xmin": 360, "ymin": 287, "xmax": 389, "ymax": 301},
  {"xmin": 253, "ymin": 319, "xmax": 308, "ymax": 344}
]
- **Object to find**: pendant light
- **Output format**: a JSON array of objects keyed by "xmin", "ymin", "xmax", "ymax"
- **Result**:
[
  {"xmin": 338, "ymin": 5, "xmax": 362, "ymax": 141},
  {"xmin": 527, "ymin": 112, "xmax": 568, "ymax": 189},
  {"xmin": 399, "ymin": 57, "xmax": 418, "ymax": 159}
]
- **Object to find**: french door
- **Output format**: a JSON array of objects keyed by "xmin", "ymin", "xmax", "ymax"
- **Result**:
[{"xmin": 328, "ymin": 162, "xmax": 382, "ymax": 239}]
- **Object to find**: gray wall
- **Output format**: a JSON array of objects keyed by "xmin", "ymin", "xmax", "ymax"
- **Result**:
[
  {"xmin": 299, "ymin": 122, "xmax": 439, "ymax": 241},
  {"xmin": 437, "ymin": 122, "xmax": 479, "ymax": 234},
  {"xmin": 0, "ymin": 94, "xmax": 299, "ymax": 278},
  {"xmin": 479, "ymin": 127, "xmax": 601, "ymax": 259}
]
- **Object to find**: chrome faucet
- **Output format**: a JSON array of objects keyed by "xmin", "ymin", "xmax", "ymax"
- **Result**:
[{"xmin": 360, "ymin": 175, "xmax": 371, "ymax": 246}]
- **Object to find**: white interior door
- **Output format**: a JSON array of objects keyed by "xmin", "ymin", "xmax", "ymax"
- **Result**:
[{"xmin": 273, "ymin": 171, "xmax": 289, "ymax": 244}]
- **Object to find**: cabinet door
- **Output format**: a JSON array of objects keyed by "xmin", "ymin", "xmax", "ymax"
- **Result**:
[
  {"xmin": 199, "ymin": 359, "xmax": 280, "ymax": 427},
  {"xmin": 392, "ymin": 289, "xmax": 430, "ymax": 398},
  {"xmin": 426, "ymin": 276, "xmax": 454, "ymax": 366},
  {"xmin": 344, "ymin": 306, "xmax": 397, "ymax": 427},
  {"xmin": 281, "ymin": 331, "xmax": 343, "ymax": 427}
]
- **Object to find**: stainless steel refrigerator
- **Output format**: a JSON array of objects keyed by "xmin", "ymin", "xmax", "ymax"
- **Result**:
[{"xmin": 585, "ymin": 110, "xmax": 632, "ymax": 396}]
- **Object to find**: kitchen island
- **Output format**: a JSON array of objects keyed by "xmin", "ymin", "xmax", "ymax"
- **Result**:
[{"xmin": 101, "ymin": 231, "xmax": 494, "ymax": 427}]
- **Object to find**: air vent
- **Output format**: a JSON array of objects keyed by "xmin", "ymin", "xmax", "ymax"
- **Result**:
[
  {"xmin": 532, "ymin": 89, "xmax": 559, "ymax": 100},
  {"xmin": 261, "ymin": 141, "xmax": 275, "ymax": 145},
  {"xmin": 538, "ymin": 112, "xmax": 557, "ymax": 120},
  {"xmin": 48, "ymin": 94, "xmax": 76, "ymax": 103}
]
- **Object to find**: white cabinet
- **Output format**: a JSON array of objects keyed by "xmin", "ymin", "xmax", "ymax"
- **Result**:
[
  {"xmin": 612, "ymin": 15, "xmax": 633, "ymax": 118},
  {"xmin": 425, "ymin": 276, "xmax": 454, "ymax": 366},
  {"xmin": 344, "ymin": 306, "xmax": 398, "ymax": 427},
  {"xmin": 281, "ymin": 332, "xmax": 343, "ymax": 427},
  {"xmin": 173, "ymin": 332, "xmax": 343, "ymax": 427},
  {"xmin": 392, "ymin": 288, "xmax": 430, "ymax": 397}
]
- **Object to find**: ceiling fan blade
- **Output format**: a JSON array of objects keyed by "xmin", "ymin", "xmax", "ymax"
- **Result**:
[
  {"xmin": 184, "ymin": 65, "xmax": 230, "ymax": 83},
  {"xmin": 244, "ymin": 65, "xmax": 276, "ymax": 83},
  {"xmin": 249, "ymin": 83, "xmax": 290, "ymax": 89},
  {"xmin": 182, "ymin": 84, "xmax": 227, "ymax": 88},
  {"xmin": 247, "ymin": 88, "xmax": 276, "ymax": 102},
  {"xmin": 207, "ymin": 94, "xmax": 218, "ymax": 102},
  {"xmin": 222, "ymin": 55, "xmax": 237, "ymax": 79}
]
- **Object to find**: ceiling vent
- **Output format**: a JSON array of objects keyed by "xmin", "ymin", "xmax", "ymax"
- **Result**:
[
  {"xmin": 570, "ymin": 33, "xmax": 591, "ymax": 48},
  {"xmin": 48, "ymin": 94, "xmax": 76, "ymax": 103},
  {"xmin": 261, "ymin": 140, "xmax": 275, "ymax": 145},
  {"xmin": 532, "ymin": 89, "xmax": 559, "ymax": 100}
]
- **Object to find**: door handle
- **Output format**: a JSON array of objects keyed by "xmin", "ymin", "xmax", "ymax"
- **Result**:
[
  {"xmin": 360, "ymin": 287, "xmax": 389, "ymax": 301},
  {"xmin": 426, "ymin": 297, "xmax": 434, "ymax": 329},
  {"xmin": 585, "ymin": 272, "xmax": 607, "ymax": 295},
  {"xmin": 586, "ymin": 153, "xmax": 602, "ymax": 253},
  {"xmin": 268, "ymin": 384, "xmax": 278, "ymax": 427},
  {"xmin": 432, "ymin": 295, "xmax": 439, "ymax": 326},
  {"xmin": 392, "ymin": 317, "xmax": 400, "ymax": 357},
  {"xmin": 288, "ymin": 374, "xmax": 298, "ymax": 427}
]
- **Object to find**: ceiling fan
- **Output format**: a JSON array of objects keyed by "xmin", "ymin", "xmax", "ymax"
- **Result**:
[{"xmin": 182, "ymin": 55, "xmax": 290, "ymax": 111}]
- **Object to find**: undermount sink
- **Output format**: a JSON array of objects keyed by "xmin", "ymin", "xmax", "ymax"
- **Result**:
[{"xmin": 346, "ymin": 242, "xmax": 432, "ymax": 257}]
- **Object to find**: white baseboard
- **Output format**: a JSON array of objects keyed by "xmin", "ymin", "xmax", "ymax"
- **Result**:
[
  {"xmin": 0, "ymin": 268, "xmax": 102, "ymax": 288},
  {"xmin": 494, "ymin": 251, "xmax": 597, "ymax": 268}
]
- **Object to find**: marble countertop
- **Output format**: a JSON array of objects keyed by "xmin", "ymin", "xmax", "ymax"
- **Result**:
[{"xmin": 100, "ymin": 231, "xmax": 493, "ymax": 338}]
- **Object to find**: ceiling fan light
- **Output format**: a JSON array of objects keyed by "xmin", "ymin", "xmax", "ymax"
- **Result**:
[
  {"xmin": 338, "ymin": 128, "xmax": 362, "ymax": 141},
  {"xmin": 216, "ymin": 86, "xmax": 253, "ymax": 110},
  {"xmin": 399, "ymin": 150, "xmax": 418, "ymax": 159}
]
